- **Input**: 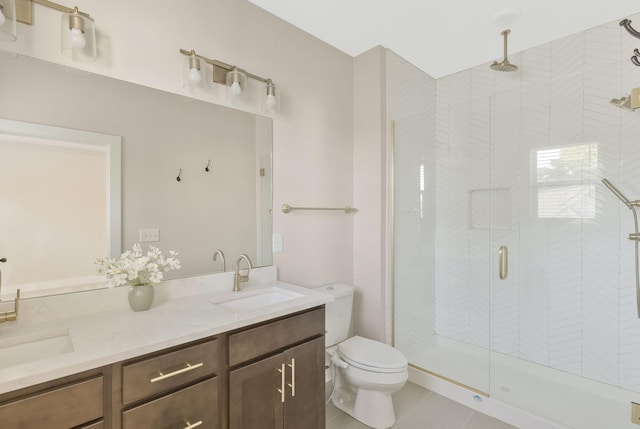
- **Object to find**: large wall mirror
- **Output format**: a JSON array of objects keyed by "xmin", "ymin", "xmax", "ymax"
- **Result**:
[{"xmin": 0, "ymin": 53, "xmax": 273, "ymax": 299}]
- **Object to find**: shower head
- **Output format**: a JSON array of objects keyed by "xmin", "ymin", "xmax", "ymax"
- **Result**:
[
  {"xmin": 490, "ymin": 59, "xmax": 519, "ymax": 72},
  {"xmin": 602, "ymin": 178, "xmax": 632, "ymax": 209},
  {"xmin": 490, "ymin": 29, "xmax": 518, "ymax": 72}
]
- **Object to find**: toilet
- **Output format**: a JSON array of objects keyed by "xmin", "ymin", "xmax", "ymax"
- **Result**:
[{"xmin": 316, "ymin": 283, "xmax": 408, "ymax": 429}]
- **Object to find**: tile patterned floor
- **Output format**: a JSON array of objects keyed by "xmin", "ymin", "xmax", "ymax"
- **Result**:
[{"xmin": 326, "ymin": 382, "xmax": 517, "ymax": 429}]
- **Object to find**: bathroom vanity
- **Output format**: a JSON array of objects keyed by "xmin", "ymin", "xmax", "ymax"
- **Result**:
[{"xmin": 0, "ymin": 271, "xmax": 329, "ymax": 429}]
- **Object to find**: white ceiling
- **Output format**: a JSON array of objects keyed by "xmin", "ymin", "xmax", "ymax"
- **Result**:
[{"xmin": 248, "ymin": 0, "xmax": 640, "ymax": 78}]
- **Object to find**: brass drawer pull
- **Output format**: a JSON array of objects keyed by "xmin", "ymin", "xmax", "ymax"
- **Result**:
[
  {"xmin": 276, "ymin": 363, "xmax": 285, "ymax": 403},
  {"xmin": 150, "ymin": 362, "xmax": 204, "ymax": 383},
  {"xmin": 183, "ymin": 421, "xmax": 203, "ymax": 429},
  {"xmin": 287, "ymin": 358, "xmax": 296, "ymax": 397}
]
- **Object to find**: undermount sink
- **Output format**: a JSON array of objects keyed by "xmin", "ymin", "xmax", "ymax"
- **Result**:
[
  {"xmin": 210, "ymin": 286, "xmax": 305, "ymax": 313},
  {"xmin": 0, "ymin": 329, "xmax": 74, "ymax": 369}
]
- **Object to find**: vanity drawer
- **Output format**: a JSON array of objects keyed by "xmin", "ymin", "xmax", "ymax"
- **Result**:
[
  {"xmin": 122, "ymin": 338, "xmax": 218, "ymax": 405},
  {"xmin": 229, "ymin": 306, "xmax": 324, "ymax": 366},
  {"xmin": 123, "ymin": 377, "xmax": 218, "ymax": 429},
  {"xmin": 0, "ymin": 376, "xmax": 103, "ymax": 428},
  {"xmin": 81, "ymin": 421, "xmax": 104, "ymax": 429}
]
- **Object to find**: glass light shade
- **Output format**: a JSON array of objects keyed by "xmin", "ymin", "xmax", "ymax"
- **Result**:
[
  {"xmin": 262, "ymin": 81, "xmax": 279, "ymax": 113},
  {"xmin": 225, "ymin": 68, "xmax": 247, "ymax": 102},
  {"xmin": 183, "ymin": 53, "xmax": 205, "ymax": 89},
  {"xmin": 61, "ymin": 11, "xmax": 97, "ymax": 62},
  {"xmin": 0, "ymin": 0, "xmax": 17, "ymax": 42}
]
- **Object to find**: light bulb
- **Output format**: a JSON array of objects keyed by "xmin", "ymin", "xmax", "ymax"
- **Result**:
[
  {"xmin": 230, "ymin": 81, "xmax": 242, "ymax": 96},
  {"xmin": 265, "ymin": 93, "xmax": 276, "ymax": 111},
  {"xmin": 0, "ymin": 8, "xmax": 6, "ymax": 26},
  {"xmin": 188, "ymin": 67, "xmax": 201, "ymax": 84},
  {"xmin": 68, "ymin": 27, "xmax": 86, "ymax": 49}
]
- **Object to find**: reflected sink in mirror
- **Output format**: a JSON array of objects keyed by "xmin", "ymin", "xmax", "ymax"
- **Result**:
[
  {"xmin": 210, "ymin": 287, "xmax": 305, "ymax": 313},
  {"xmin": 0, "ymin": 329, "xmax": 74, "ymax": 369}
]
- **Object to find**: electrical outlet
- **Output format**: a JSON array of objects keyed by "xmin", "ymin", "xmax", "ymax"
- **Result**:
[
  {"xmin": 631, "ymin": 402, "xmax": 640, "ymax": 425},
  {"xmin": 139, "ymin": 228, "xmax": 160, "ymax": 243}
]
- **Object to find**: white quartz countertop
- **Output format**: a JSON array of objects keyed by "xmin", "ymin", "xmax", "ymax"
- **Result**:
[{"xmin": 0, "ymin": 272, "xmax": 333, "ymax": 395}]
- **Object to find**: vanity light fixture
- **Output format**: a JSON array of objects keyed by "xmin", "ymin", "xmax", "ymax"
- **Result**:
[
  {"xmin": 7, "ymin": 0, "xmax": 96, "ymax": 61},
  {"xmin": 263, "ymin": 79, "xmax": 279, "ymax": 113},
  {"xmin": 179, "ymin": 48, "xmax": 278, "ymax": 112},
  {"xmin": 0, "ymin": 0, "xmax": 17, "ymax": 41},
  {"xmin": 225, "ymin": 65, "xmax": 247, "ymax": 102},
  {"xmin": 186, "ymin": 50, "xmax": 202, "ymax": 84}
]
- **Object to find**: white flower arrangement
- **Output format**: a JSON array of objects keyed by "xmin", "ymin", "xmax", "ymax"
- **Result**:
[{"xmin": 96, "ymin": 243, "xmax": 181, "ymax": 287}]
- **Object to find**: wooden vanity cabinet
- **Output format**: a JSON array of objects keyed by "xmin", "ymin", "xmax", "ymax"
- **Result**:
[
  {"xmin": 228, "ymin": 307, "xmax": 325, "ymax": 429},
  {"xmin": 0, "ymin": 369, "xmax": 107, "ymax": 429},
  {"xmin": 0, "ymin": 305, "xmax": 325, "ymax": 429}
]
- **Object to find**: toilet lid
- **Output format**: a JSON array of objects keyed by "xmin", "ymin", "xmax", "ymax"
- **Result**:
[{"xmin": 337, "ymin": 336, "xmax": 407, "ymax": 372}]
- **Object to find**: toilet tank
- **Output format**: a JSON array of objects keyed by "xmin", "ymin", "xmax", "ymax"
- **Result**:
[{"xmin": 315, "ymin": 283, "xmax": 354, "ymax": 347}]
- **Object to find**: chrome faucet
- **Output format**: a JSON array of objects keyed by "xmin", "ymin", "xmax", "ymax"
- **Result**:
[
  {"xmin": 213, "ymin": 249, "xmax": 226, "ymax": 272},
  {"xmin": 233, "ymin": 254, "xmax": 253, "ymax": 292}
]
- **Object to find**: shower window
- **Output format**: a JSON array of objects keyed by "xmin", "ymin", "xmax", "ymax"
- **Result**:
[{"xmin": 532, "ymin": 143, "xmax": 598, "ymax": 219}]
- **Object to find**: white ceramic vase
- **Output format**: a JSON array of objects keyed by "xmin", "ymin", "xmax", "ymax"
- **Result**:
[{"xmin": 127, "ymin": 284, "xmax": 155, "ymax": 311}]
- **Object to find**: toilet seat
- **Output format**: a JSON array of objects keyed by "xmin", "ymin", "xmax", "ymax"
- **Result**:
[{"xmin": 337, "ymin": 336, "xmax": 407, "ymax": 373}]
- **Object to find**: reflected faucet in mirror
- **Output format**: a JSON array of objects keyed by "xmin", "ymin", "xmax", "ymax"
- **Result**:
[
  {"xmin": 213, "ymin": 249, "xmax": 226, "ymax": 272},
  {"xmin": 0, "ymin": 289, "xmax": 20, "ymax": 323},
  {"xmin": 0, "ymin": 257, "xmax": 5, "ymax": 298},
  {"xmin": 233, "ymin": 254, "xmax": 253, "ymax": 292}
]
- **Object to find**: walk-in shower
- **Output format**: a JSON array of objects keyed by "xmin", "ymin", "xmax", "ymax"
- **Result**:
[{"xmin": 391, "ymin": 13, "xmax": 640, "ymax": 425}]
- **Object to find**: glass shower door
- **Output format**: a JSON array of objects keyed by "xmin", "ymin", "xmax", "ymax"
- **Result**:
[{"xmin": 393, "ymin": 94, "xmax": 493, "ymax": 395}]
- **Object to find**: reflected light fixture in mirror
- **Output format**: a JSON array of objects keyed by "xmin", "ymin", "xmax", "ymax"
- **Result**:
[
  {"xmin": 226, "ymin": 66, "xmax": 247, "ymax": 102},
  {"xmin": 5, "ymin": 0, "xmax": 96, "ymax": 61},
  {"xmin": 179, "ymin": 48, "xmax": 279, "ymax": 112},
  {"xmin": 0, "ymin": 0, "xmax": 17, "ymax": 41}
]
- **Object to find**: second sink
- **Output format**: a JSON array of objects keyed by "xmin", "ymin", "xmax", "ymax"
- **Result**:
[
  {"xmin": 210, "ymin": 286, "xmax": 304, "ymax": 313},
  {"xmin": 0, "ymin": 329, "xmax": 74, "ymax": 369}
]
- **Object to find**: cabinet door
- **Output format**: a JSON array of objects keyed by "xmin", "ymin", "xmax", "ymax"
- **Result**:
[
  {"xmin": 283, "ymin": 337, "xmax": 325, "ymax": 429},
  {"xmin": 229, "ymin": 352, "xmax": 285, "ymax": 429}
]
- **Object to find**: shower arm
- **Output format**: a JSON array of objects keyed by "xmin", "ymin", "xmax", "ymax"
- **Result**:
[
  {"xmin": 620, "ymin": 19, "xmax": 640, "ymax": 39},
  {"xmin": 500, "ymin": 29, "xmax": 510, "ymax": 61}
]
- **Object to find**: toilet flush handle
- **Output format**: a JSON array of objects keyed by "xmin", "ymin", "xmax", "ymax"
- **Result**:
[{"xmin": 331, "ymin": 355, "xmax": 349, "ymax": 369}]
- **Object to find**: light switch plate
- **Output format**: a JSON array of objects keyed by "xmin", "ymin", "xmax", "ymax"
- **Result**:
[
  {"xmin": 631, "ymin": 402, "xmax": 640, "ymax": 425},
  {"xmin": 139, "ymin": 228, "xmax": 160, "ymax": 243},
  {"xmin": 272, "ymin": 233, "xmax": 283, "ymax": 253}
]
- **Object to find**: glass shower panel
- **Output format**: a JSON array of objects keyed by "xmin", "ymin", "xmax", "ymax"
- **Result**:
[
  {"xmin": 489, "ymin": 59, "xmax": 640, "ymax": 428},
  {"xmin": 393, "ymin": 94, "xmax": 492, "ymax": 395}
]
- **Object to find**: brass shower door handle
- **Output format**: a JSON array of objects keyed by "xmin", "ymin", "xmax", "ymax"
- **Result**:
[{"xmin": 499, "ymin": 246, "xmax": 508, "ymax": 280}]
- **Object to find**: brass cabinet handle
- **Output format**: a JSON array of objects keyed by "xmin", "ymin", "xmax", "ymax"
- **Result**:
[
  {"xmin": 150, "ymin": 362, "xmax": 204, "ymax": 383},
  {"xmin": 183, "ymin": 421, "xmax": 203, "ymax": 429},
  {"xmin": 276, "ymin": 363, "xmax": 285, "ymax": 403},
  {"xmin": 287, "ymin": 358, "xmax": 296, "ymax": 397},
  {"xmin": 499, "ymin": 245, "xmax": 508, "ymax": 280}
]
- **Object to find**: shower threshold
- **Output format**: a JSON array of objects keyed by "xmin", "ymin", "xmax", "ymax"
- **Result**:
[{"xmin": 406, "ymin": 335, "xmax": 639, "ymax": 429}]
